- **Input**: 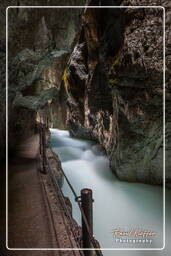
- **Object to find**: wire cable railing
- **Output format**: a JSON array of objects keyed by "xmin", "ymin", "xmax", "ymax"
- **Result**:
[
  {"xmin": 50, "ymin": 150, "xmax": 102, "ymax": 253},
  {"xmin": 47, "ymin": 160, "xmax": 84, "ymax": 256},
  {"xmin": 38, "ymin": 121, "xmax": 103, "ymax": 256}
]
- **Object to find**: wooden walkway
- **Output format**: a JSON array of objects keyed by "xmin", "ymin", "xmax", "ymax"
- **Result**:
[{"xmin": 8, "ymin": 134, "xmax": 83, "ymax": 256}]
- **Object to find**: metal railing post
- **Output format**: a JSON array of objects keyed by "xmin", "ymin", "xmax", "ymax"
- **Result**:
[
  {"xmin": 42, "ymin": 126, "xmax": 47, "ymax": 174},
  {"xmin": 81, "ymin": 188, "xmax": 93, "ymax": 256},
  {"xmin": 39, "ymin": 126, "xmax": 42, "ymax": 155},
  {"xmin": 38, "ymin": 125, "xmax": 43, "ymax": 173}
]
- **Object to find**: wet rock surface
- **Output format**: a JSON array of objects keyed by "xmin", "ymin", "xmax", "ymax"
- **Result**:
[
  {"xmin": 0, "ymin": 0, "xmax": 85, "ymax": 160},
  {"xmin": 66, "ymin": 0, "xmax": 171, "ymax": 185},
  {"xmin": 0, "ymin": 0, "xmax": 170, "ymax": 183}
]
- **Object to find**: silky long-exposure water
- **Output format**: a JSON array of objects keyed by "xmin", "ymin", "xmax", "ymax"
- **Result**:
[{"xmin": 50, "ymin": 129, "xmax": 171, "ymax": 256}]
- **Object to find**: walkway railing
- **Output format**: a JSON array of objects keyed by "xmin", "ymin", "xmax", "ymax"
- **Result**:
[{"xmin": 38, "ymin": 122, "xmax": 103, "ymax": 256}]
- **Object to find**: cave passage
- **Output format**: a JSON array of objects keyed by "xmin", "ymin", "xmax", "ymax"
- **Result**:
[{"xmin": 50, "ymin": 129, "xmax": 166, "ymax": 252}]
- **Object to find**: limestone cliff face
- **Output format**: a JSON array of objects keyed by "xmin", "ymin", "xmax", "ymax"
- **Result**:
[
  {"xmin": 0, "ymin": 0, "xmax": 85, "ymax": 160},
  {"xmin": 1, "ymin": 1, "xmax": 170, "ymax": 186},
  {"xmin": 66, "ymin": 0, "xmax": 171, "ymax": 186}
]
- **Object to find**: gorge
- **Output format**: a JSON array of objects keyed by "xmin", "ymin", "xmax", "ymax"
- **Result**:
[{"xmin": 1, "ymin": 0, "xmax": 171, "ymax": 255}]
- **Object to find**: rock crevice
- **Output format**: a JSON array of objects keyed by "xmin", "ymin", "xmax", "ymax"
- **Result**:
[{"xmin": 66, "ymin": 1, "xmax": 171, "ymax": 186}]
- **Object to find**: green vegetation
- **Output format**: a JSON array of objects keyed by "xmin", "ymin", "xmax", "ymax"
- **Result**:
[
  {"xmin": 108, "ymin": 55, "xmax": 122, "ymax": 88},
  {"xmin": 108, "ymin": 56, "xmax": 121, "ymax": 76},
  {"xmin": 62, "ymin": 68, "xmax": 69, "ymax": 93},
  {"xmin": 109, "ymin": 78, "xmax": 119, "ymax": 87}
]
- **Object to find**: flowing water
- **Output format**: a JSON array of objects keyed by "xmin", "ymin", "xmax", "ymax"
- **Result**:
[{"xmin": 50, "ymin": 129, "xmax": 171, "ymax": 256}]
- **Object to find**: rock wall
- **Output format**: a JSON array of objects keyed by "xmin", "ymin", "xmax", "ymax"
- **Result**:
[
  {"xmin": 66, "ymin": 0, "xmax": 171, "ymax": 186},
  {"xmin": 0, "ymin": 0, "xmax": 85, "ymax": 160},
  {"xmin": 1, "ymin": 0, "xmax": 170, "ymax": 185}
]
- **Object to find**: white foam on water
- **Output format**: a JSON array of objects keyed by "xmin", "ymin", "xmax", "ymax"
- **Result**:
[{"xmin": 50, "ymin": 129, "xmax": 170, "ymax": 254}]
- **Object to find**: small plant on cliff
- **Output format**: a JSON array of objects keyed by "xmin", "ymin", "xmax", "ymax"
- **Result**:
[
  {"xmin": 109, "ymin": 78, "xmax": 119, "ymax": 87},
  {"xmin": 108, "ymin": 56, "xmax": 121, "ymax": 89},
  {"xmin": 62, "ymin": 68, "xmax": 69, "ymax": 94},
  {"xmin": 108, "ymin": 56, "xmax": 121, "ymax": 76}
]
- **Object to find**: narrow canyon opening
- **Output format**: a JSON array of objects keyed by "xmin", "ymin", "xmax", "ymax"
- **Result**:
[{"xmin": 1, "ymin": 1, "xmax": 171, "ymax": 256}]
